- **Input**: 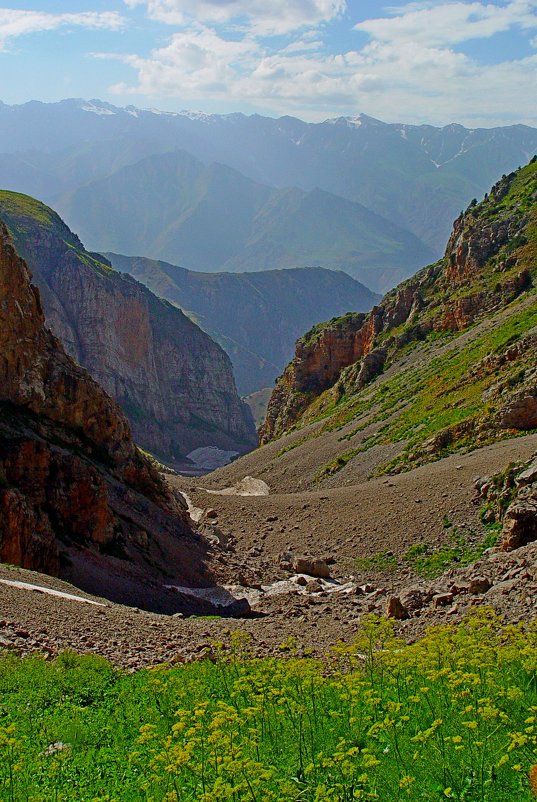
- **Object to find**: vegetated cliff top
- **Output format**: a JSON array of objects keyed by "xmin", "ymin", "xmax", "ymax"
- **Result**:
[
  {"xmin": 0, "ymin": 190, "xmax": 258, "ymax": 466},
  {"xmin": 260, "ymin": 157, "xmax": 537, "ymax": 481}
]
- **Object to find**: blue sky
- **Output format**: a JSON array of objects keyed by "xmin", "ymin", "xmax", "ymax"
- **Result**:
[{"xmin": 1, "ymin": 1, "xmax": 536, "ymax": 126}]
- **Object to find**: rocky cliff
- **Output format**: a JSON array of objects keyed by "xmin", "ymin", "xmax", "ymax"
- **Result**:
[
  {"xmin": 0, "ymin": 221, "xmax": 221, "ymax": 611},
  {"xmin": 262, "ymin": 160, "xmax": 536, "ymax": 444},
  {"xmin": 0, "ymin": 192, "xmax": 257, "ymax": 467}
]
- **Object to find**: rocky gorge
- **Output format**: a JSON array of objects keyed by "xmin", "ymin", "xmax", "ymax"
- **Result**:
[{"xmin": 262, "ymin": 162, "xmax": 536, "ymax": 446}]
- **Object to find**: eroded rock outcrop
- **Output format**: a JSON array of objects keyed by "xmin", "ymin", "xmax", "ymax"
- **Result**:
[
  {"xmin": 0, "ymin": 222, "xmax": 221, "ymax": 612},
  {"xmin": 0, "ymin": 192, "xmax": 257, "ymax": 466},
  {"xmin": 499, "ymin": 457, "xmax": 537, "ymax": 551},
  {"xmin": 475, "ymin": 456, "xmax": 537, "ymax": 552}
]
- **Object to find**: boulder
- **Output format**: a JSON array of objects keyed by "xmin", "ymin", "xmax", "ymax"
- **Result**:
[
  {"xmin": 292, "ymin": 556, "xmax": 331, "ymax": 579},
  {"xmin": 468, "ymin": 576, "xmax": 492, "ymax": 594},
  {"xmin": 400, "ymin": 586, "xmax": 434, "ymax": 612},
  {"xmin": 516, "ymin": 460, "xmax": 537, "ymax": 487},
  {"xmin": 499, "ymin": 497, "xmax": 537, "ymax": 550},
  {"xmin": 498, "ymin": 391, "xmax": 537, "ymax": 430},
  {"xmin": 433, "ymin": 592, "xmax": 454, "ymax": 608},
  {"xmin": 386, "ymin": 596, "xmax": 409, "ymax": 620}
]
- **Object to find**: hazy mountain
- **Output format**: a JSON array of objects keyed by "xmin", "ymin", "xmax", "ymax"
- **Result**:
[
  {"xmin": 55, "ymin": 149, "xmax": 434, "ymax": 292},
  {"xmin": 0, "ymin": 99, "xmax": 536, "ymax": 266},
  {"xmin": 106, "ymin": 252, "xmax": 380, "ymax": 395}
]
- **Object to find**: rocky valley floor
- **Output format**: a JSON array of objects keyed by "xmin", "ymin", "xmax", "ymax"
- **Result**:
[{"xmin": 0, "ymin": 433, "xmax": 536, "ymax": 670}]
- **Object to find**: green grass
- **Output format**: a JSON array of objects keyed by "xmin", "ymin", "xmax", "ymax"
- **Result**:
[
  {"xmin": 315, "ymin": 448, "xmax": 363, "ymax": 481},
  {"xmin": 269, "ymin": 159, "xmax": 537, "ymax": 474},
  {"xmin": 355, "ymin": 526, "xmax": 501, "ymax": 578},
  {"xmin": 403, "ymin": 527, "xmax": 500, "ymax": 578},
  {"xmin": 0, "ymin": 611, "xmax": 536, "ymax": 800},
  {"xmin": 355, "ymin": 550, "xmax": 398, "ymax": 573},
  {"xmin": 332, "ymin": 299, "xmax": 536, "ymax": 476},
  {"xmin": 0, "ymin": 190, "xmax": 60, "ymax": 229}
]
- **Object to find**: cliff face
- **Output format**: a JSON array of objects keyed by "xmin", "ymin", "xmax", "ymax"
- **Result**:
[
  {"xmin": 0, "ymin": 192, "xmax": 257, "ymax": 466},
  {"xmin": 0, "ymin": 221, "xmax": 220, "ymax": 610},
  {"xmin": 262, "ymin": 162, "xmax": 535, "ymax": 443},
  {"xmin": 106, "ymin": 253, "xmax": 380, "ymax": 395}
]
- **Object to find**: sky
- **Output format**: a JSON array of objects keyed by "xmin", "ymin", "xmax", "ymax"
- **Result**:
[{"xmin": 0, "ymin": 1, "xmax": 536, "ymax": 126}]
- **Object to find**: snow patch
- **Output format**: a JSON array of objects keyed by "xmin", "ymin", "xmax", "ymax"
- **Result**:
[
  {"xmin": 186, "ymin": 446, "xmax": 239, "ymax": 472},
  {"xmin": 166, "ymin": 576, "xmax": 354, "ymax": 611},
  {"xmin": 179, "ymin": 492, "xmax": 204, "ymax": 523},
  {"xmin": 179, "ymin": 109, "xmax": 215, "ymax": 122},
  {"xmin": 205, "ymin": 476, "xmax": 270, "ymax": 496},
  {"xmin": 81, "ymin": 102, "xmax": 116, "ymax": 116},
  {"xmin": 0, "ymin": 579, "xmax": 105, "ymax": 606}
]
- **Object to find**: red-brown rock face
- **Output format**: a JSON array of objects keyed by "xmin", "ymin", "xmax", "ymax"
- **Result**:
[
  {"xmin": 261, "ymin": 298, "xmax": 414, "ymax": 441},
  {"xmin": 0, "ymin": 223, "xmax": 213, "ymax": 612}
]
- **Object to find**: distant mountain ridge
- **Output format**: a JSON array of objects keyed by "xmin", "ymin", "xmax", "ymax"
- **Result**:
[
  {"xmin": 56, "ymin": 149, "xmax": 434, "ymax": 290},
  {"xmin": 105, "ymin": 253, "xmax": 380, "ymax": 395},
  {"xmin": 0, "ymin": 191, "xmax": 257, "ymax": 467},
  {"xmin": 0, "ymin": 99, "xmax": 536, "ymax": 290}
]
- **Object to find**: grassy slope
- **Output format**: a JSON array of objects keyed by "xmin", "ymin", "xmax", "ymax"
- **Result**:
[
  {"xmin": 268, "ymin": 160, "xmax": 537, "ymax": 479},
  {"xmin": 0, "ymin": 189, "xmax": 114, "ymax": 278},
  {"xmin": 0, "ymin": 612, "xmax": 536, "ymax": 801}
]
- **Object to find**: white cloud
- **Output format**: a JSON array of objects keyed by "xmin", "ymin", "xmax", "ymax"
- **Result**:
[
  {"xmin": 0, "ymin": 9, "xmax": 125, "ymax": 51},
  {"xmin": 109, "ymin": 26, "xmax": 256, "ymax": 96},
  {"xmin": 123, "ymin": 0, "xmax": 346, "ymax": 35},
  {"xmin": 355, "ymin": 0, "xmax": 537, "ymax": 47},
  {"xmin": 107, "ymin": 1, "xmax": 537, "ymax": 125}
]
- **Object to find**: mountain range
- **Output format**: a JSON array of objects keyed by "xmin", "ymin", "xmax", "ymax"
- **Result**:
[
  {"xmin": 1, "ymin": 99, "xmax": 536, "ymax": 291},
  {"xmin": 57, "ymin": 150, "xmax": 434, "ymax": 286},
  {"xmin": 0, "ymin": 123, "xmax": 536, "ymax": 673}
]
